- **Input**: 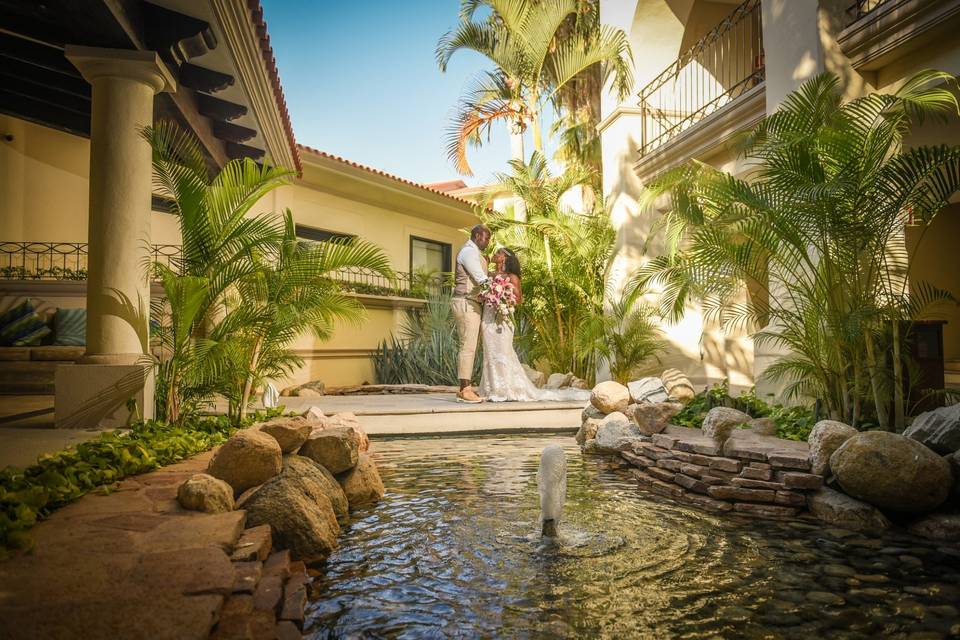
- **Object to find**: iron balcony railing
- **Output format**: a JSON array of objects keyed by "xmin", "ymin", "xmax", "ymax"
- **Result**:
[
  {"xmin": 846, "ymin": 0, "xmax": 893, "ymax": 24},
  {"xmin": 637, "ymin": 0, "xmax": 764, "ymax": 157},
  {"xmin": 0, "ymin": 241, "xmax": 448, "ymax": 300}
]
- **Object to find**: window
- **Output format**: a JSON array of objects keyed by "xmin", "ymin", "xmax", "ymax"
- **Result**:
[
  {"xmin": 410, "ymin": 236, "xmax": 451, "ymax": 275},
  {"xmin": 294, "ymin": 224, "xmax": 355, "ymax": 244}
]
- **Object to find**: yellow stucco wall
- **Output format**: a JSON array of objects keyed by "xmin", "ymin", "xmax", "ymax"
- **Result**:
[{"xmin": 0, "ymin": 115, "xmax": 474, "ymax": 388}]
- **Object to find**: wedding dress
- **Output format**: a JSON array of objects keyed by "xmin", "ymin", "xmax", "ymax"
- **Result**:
[{"xmin": 478, "ymin": 304, "xmax": 591, "ymax": 403}]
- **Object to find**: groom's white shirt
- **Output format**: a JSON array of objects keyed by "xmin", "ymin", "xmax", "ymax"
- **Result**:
[{"xmin": 454, "ymin": 239, "xmax": 488, "ymax": 297}]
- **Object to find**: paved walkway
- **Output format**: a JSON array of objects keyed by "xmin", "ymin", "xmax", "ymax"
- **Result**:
[{"xmin": 0, "ymin": 450, "xmax": 245, "ymax": 639}]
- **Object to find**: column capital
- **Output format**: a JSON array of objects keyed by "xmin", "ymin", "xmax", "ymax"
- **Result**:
[{"xmin": 65, "ymin": 46, "xmax": 176, "ymax": 94}]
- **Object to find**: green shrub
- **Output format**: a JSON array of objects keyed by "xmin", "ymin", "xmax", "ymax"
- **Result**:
[
  {"xmin": 672, "ymin": 381, "xmax": 817, "ymax": 442},
  {"xmin": 0, "ymin": 409, "xmax": 281, "ymax": 557}
]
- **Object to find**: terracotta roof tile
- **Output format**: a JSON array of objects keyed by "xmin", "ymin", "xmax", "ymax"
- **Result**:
[
  {"xmin": 246, "ymin": 0, "xmax": 301, "ymax": 173},
  {"xmin": 297, "ymin": 144, "xmax": 482, "ymax": 209}
]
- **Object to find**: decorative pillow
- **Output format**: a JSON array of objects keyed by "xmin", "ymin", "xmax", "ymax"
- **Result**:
[
  {"xmin": 0, "ymin": 300, "xmax": 52, "ymax": 346},
  {"xmin": 53, "ymin": 308, "xmax": 87, "ymax": 346}
]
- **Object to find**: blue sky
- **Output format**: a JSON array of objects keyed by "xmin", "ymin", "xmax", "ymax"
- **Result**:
[{"xmin": 261, "ymin": 0, "xmax": 547, "ymax": 187}]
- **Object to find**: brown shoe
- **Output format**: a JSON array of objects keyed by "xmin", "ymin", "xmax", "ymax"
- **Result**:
[{"xmin": 457, "ymin": 387, "xmax": 483, "ymax": 404}]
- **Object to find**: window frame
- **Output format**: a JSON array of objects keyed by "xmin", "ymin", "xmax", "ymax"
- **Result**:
[
  {"xmin": 408, "ymin": 235, "xmax": 452, "ymax": 275},
  {"xmin": 294, "ymin": 224, "xmax": 356, "ymax": 244}
]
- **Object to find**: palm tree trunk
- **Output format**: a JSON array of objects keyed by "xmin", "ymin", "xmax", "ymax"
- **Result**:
[
  {"xmin": 892, "ymin": 319, "xmax": 905, "ymax": 431},
  {"xmin": 864, "ymin": 332, "xmax": 890, "ymax": 430},
  {"xmin": 238, "ymin": 336, "xmax": 263, "ymax": 425}
]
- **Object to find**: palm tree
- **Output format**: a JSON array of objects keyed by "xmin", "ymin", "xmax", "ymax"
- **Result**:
[
  {"xmin": 630, "ymin": 71, "xmax": 960, "ymax": 427},
  {"xmin": 217, "ymin": 213, "xmax": 393, "ymax": 423},
  {"xmin": 436, "ymin": 0, "xmax": 632, "ymax": 175}
]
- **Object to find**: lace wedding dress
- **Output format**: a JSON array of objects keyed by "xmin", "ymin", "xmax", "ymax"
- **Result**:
[{"xmin": 478, "ymin": 305, "xmax": 591, "ymax": 403}]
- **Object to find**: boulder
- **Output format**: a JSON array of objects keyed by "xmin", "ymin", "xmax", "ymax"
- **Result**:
[
  {"xmin": 177, "ymin": 474, "xmax": 235, "ymax": 513},
  {"xmin": 907, "ymin": 513, "xmax": 960, "ymax": 541},
  {"xmin": 582, "ymin": 404, "xmax": 605, "ymax": 422},
  {"xmin": 522, "ymin": 364, "xmax": 546, "ymax": 388},
  {"xmin": 297, "ymin": 380, "xmax": 326, "ymax": 397},
  {"xmin": 570, "ymin": 377, "xmax": 590, "ymax": 390},
  {"xmin": 701, "ymin": 407, "xmax": 751, "ymax": 445},
  {"xmin": 336, "ymin": 453, "xmax": 385, "ymax": 507},
  {"xmin": 808, "ymin": 420, "xmax": 857, "ymax": 476},
  {"xmin": 594, "ymin": 412, "xmax": 642, "ymax": 452},
  {"xmin": 830, "ymin": 431, "xmax": 952, "ymax": 513},
  {"xmin": 258, "ymin": 416, "xmax": 312, "ymax": 454},
  {"xmin": 310, "ymin": 412, "xmax": 369, "ymax": 453},
  {"xmin": 280, "ymin": 455, "xmax": 350, "ymax": 525},
  {"xmin": 575, "ymin": 417, "xmax": 602, "ymax": 445},
  {"xmin": 748, "ymin": 418, "xmax": 777, "ymax": 437},
  {"xmin": 590, "ymin": 381, "xmax": 630, "ymax": 414},
  {"xmin": 207, "ymin": 429, "xmax": 282, "ymax": 496},
  {"xmin": 627, "ymin": 377, "xmax": 670, "ymax": 404},
  {"xmin": 633, "ymin": 402, "xmax": 683, "ymax": 436},
  {"xmin": 903, "ymin": 404, "xmax": 960, "ymax": 455},
  {"xmin": 661, "ymin": 369, "xmax": 696, "ymax": 405},
  {"xmin": 242, "ymin": 464, "xmax": 341, "ymax": 562},
  {"xmin": 299, "ymin": 427, "xmax": 359, "ymax": 474},
  {"xmin": 947, "ymin": 451, "xmax": 960, "ymax": 503},
  {"xmin": 545, "ymin": 372, "xmax": 574, "ymax": 389},
  {"xmin": 302, "ymin": 405, "xmax": 326, "ymax": 422},
  {"xmin": 807, "ymin": 487, "xmax": 891, "ymax": 533}
]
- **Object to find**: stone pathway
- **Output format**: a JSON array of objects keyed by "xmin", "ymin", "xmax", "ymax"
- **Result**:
[{"xmin": 0, "ymin": 449, "xmax": 305, "ymax": 639}]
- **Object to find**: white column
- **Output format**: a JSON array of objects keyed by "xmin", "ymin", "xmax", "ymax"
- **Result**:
[
  {"xmin": 55, "ymin": 47, "xmax": 175, "ymax": 428},
  {"xmin": 761, "ymin": 0, "xmax": 824, "ymax": 113}
]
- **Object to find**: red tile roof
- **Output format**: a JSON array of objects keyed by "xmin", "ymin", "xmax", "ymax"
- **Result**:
[
  {"xmin": 297, "ymin": 144, "xmax": 481, "ymax": 209},
  {"xmin": 245, "ymin": 0, "xmax": 301, "ymax": 173},
  {"xmin": 425, "ymin": 179, "xmax": 469, "ymax": 192}
]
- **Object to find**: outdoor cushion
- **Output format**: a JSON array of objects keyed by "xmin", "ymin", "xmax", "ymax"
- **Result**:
[
  {"xmin": 0, "ymin": 347, "xmax": 31, "ymax": 361},
  {"xmin": 0, "ymin": 300, "xmax": 51, "ymax": 347},
  {"xmin": 52, "ymin": 308, "xmax": 86, "ymax": 346},
  {"xmin": 30, "ymin": 346, "xmax": 86, "ymax": 362}
]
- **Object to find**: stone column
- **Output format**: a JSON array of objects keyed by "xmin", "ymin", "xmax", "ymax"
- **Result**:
[{"xmin": 55, "ymin": 47, "xmax": 175, "ymax": 428}]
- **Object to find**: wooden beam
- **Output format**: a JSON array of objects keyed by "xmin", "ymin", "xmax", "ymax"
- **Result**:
[
  {"xmin": 212, "ymin": 120, "xmax": 257, "ymax": 144},
  {"xmin": 226, "ymin": 142, "xmax": 265, "ymax": 161},
  {"xmin": 195, "ymin": 93, "xmax": 247, "ymax": 121},
  {"xmin": 0, "ymin": 72, "xmax": 91, "ymax": 114},
  {"xmin": 179, "ymin": 63, "xmax": 234, "ymax": 93},
  {"xmin": 142, "ymin": 2, "xmax": 217, "ymax": 67},
  {"xmin": 0, "ymin": 90, "xmax": 90, "ymax": 136},
  {"xmin": 0, "ymin": 32, "xmax": 78, "ymax": 77},
  {"xmin": 0, "ymin": 56, "xmax": 90, "ymax": 98}
]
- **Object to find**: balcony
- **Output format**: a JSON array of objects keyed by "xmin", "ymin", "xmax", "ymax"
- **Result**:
[
  {"xmin": 838, "ymin": 0, "xmax": 960, "ymax": 71},
  {"xmin": 0, "ymin": 241, "xmax": 448, "ymax": 304},
  {"xmin": 634, "ymin": 0, "xmax": 765, "ymax": 180}
]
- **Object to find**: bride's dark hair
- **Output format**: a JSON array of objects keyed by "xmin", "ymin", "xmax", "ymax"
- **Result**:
[{"xmin": 500, "ymin": 247, "xmax": 522, "ymax": 278}]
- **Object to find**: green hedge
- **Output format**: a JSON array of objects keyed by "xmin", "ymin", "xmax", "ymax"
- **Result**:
[{"xmin": 0, "ymin": 410, "xmax": 281, "ymax": 557}]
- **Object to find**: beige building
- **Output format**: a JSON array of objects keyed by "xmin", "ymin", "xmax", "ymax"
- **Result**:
[
  {"xmin": 0, "ymin": 0, "xmax": 476, "ymax": 427},
  {"xmin": 599, "ymin": 0, "xmax": 960, "ymax": 394}
]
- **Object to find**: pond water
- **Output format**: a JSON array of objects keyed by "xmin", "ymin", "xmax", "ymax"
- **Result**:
[{"xmin": 304, "ymin": 434, "xmax": 960, "ymax": 639}]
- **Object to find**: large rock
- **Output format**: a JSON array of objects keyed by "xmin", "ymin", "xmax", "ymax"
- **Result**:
[
  {"xmin": 522, "ymin": 364, "xmax": 546, "ymax": 388},
  {"xmin": 176, "ymin": 473, "xmax": 235, "ymax": 514},
  {"xmin": 701, "ymin": 407, "xmax": 751, "ymax": 445},
  {"xmin": 903, "ymin": 404, "xmax": 960, "ymax": 454},
  {"xmin": 807, "ymin": 487, "xmax": 891, "ymax": 533},
  {"xmin": 661, "ymin": 369, "xmax": 696, "ymax": 405},
  {"xmin": 591, "ymin": 381, "xmax": 630, "ymax": 414},
  {"xmin": 576, "ymin": 417, "xmax": 602, "ymax": 445},
  {"xmin": 242, "ymin": 465, "xmax": 340, "ymax": 562},
  {"xmin": 336, "ymin": 453, "xmax": 385, "ymax": 507},
  {"xmin": 633, "ymin": 402, "xmax": 683, "ymax": 436},
  {"xmin": 207, "ymin": 429, "xmax": 282, "ymax": 496},
  {"xmin": 627, "ymin": 377, "xmax": 669, "ymax": 404},
  {"xmin": 281, "ymin": 455, "xmax": 349, "ymax": 525},
  {"xmin": 302, "ymin": 405, "xmax": 326, "ymax": 422},
  {"xmin": 582, "ymin": 404, "xmax": 605, "ymax": 421},
  {"xmin": 570, "ymin": 376, "xmax": 589, "ymax": 390},
  {"xmin": 947, "ymin": 451, "xmax": 960, "ymax": 503},
  {"xmin": 594, "ymin": 412, "xmax": 642, "ymax": 452},
  {"xmin": 907, "ymin": 513, "xmax": 960, "ymax": 541},
  {"xmin": 299, "ymin": 427, "xmax": 359, "ymax": 474},
  {"xmin": 830, "ymin": 431, "xmax": 952, "ymax": 513},
  {"xmin": 545, "ymin": 372, "xmax": 574, "ymax": 389},
  {"xmin": 310, "ymin": 412, "xmax": 370, "ymax": 453},
  {"xmin": 258, "ymin": 416, "xmax": 312, "ymax": 453},
  {"xmin": 808, "ymin": 420, "xmax": 857, "ymax": 476}
]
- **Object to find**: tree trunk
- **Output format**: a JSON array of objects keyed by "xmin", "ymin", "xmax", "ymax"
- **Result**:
[
  {"xmin": 892, "ymin": 320, "xmax": 905, "ymax": 431},
  {"xmin": 238, "ymin": 337, "xmax": 263, "ymax": 425},
  {"xmin": 864, "ymin": 333, "xmax": 890, "ymax": 430}
]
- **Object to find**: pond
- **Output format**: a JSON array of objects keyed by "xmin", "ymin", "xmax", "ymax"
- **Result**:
[{"xmin": 304, "ymin": 434, "xmax": 960, "ymax": 639}]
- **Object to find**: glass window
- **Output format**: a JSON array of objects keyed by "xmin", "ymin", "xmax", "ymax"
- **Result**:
[
  {"xmin": 295, "ymin": 224, "xmax": 354, "ymax": 244},
  {"xmin": 410, "ymin": 237, "xmax": 451, "ymax": 274}
]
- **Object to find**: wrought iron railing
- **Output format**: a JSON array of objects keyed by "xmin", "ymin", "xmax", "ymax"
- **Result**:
[
  {"xmin": 0, "ymin": 241, "xmax": 448, "ymax": 299},
  {"xmin": 637, "ymin": 0, "xmax": 764, "ymax": 156},
  {"xmin": 846, "ymin": 0, "xmax": 893, "ymax": 24}
]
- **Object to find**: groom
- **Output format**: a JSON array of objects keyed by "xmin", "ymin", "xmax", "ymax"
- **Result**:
[{"xmin": 452, "ymin": 224, "xmax": 491, "ymax": 403}]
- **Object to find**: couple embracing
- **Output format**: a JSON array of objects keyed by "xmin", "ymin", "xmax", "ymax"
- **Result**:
[{"xmin": 452, "ymin": 224, "xmax": 588, "ymax": 404}]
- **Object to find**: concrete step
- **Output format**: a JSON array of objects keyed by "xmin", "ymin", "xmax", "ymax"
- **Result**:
[{"xmin": 0, "ymin": 361, "xmax": 60, "ymax": 394}]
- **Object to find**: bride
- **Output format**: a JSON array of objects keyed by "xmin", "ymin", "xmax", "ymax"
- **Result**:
[{"xmin": 478, "ymin": 247, "xmax": 590, "ymax": 403}]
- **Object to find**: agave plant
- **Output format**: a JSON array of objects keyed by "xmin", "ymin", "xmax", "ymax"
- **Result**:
[
  {"xmin": 630, "ymin": 71, "xmax": 960, "ymax": 428},
  {"xmin": 436, "ymin": 0, "xmax": 632, "ymax": 174}
]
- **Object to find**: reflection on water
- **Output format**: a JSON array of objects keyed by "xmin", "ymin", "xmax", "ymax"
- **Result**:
[{"xmin": 305, "ymin": 435, "xmax": 960, "ymax": 639}]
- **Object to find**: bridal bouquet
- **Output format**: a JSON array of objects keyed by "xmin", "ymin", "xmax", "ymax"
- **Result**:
[{"xmin": 479, "ymin": 274, "xmax": 517, "ymax": 326}]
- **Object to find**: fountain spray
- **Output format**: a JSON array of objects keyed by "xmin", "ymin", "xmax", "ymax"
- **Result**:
[{"xmin": 538, "ymin": 445, "xmax": 567, "ymax": 538}]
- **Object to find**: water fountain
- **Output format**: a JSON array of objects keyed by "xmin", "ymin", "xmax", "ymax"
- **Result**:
[{"xmin": 538, "ymin": 444, "xmax": 566, "ymax": 538}]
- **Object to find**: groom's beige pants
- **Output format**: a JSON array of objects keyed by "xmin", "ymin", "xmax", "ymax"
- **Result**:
[{"xmin": 452, "ymin": 297, "xmax": 482, "ymax": 381}]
